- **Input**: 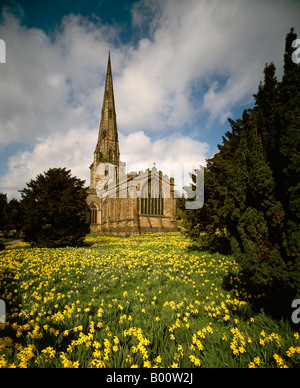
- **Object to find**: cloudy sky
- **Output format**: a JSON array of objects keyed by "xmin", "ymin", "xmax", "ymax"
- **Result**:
[{"xmin": 0, "ymin": 0, "xmax": 299, "ymax": 199}]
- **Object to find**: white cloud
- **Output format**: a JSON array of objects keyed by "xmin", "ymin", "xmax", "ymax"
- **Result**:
[
  {"xmin": 0, "ymin": 11, "xmax": 114, "ymax": 146},
  {"xmin": 0, "ymin": 127, "xmax": 97, "ymax": 199},
  {"xmin": 120, "ymin": 130, "xmax": 208, "ymax": 171},
  {"xmin": 0, "ymin": 128, "xmax": 208, "ymax": 200},
  {"xmin": 0, "ymin": 0, "xmax": 299, "ymax": 199},
  {"xmin": 119, "ymin": 130, "xmax": 208, "ymax": 195},
  {"xmin": 127, "ymin": 0, "xmax": 300, "ymax": 127},
  {"xmin": 1, "ymin": 1, "xmax": 299, "ymax": 143}
]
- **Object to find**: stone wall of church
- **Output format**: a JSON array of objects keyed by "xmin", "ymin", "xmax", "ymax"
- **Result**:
[
  {"xmin": 100, "ymin": 197, "xmax": 139, "ymax": 236},
  {"xmin": 87, "ymin": 190, "xmax": 177, "ymax": 236},
  {"xmin": 86, "ymin": 188, "xmax": 102, "ymax": 233},
  {"xmin": 87, "ymin": 166, "xmax": 178, "ymax": 236}
]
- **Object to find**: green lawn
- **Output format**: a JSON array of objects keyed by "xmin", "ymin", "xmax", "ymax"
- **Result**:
[{"xmin": 0, "ymin": 233, "xmax": 299, "ymax": 368}]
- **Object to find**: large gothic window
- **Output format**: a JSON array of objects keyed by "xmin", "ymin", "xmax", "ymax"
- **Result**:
[
  {"xmin": 90, "ymin": 203, "xmax": 98, "ymax": 224},
  {"xmin": 140, "ymin": 179, "xmax": 164, "ymax": 216}
]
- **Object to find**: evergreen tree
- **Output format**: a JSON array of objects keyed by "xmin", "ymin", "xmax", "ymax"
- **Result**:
[
  {"xmin": 20, "ymin": 168, "xmax": 89, "ymax": 247},
  {"xmin": 228, "ymin": 109, "xmax": 288, "ymax": 299},
  {"xmin": 183, "ymin": 131, "xmax": 236, "ymax": 252},
  {"xmin": 0, "ymin": 193, "xmax": 8, "ymax": 250},
  {"xmin": 278, "ymin": 28, "xmax": 300, "ymax": 292},
  {"xmin": 4, "ymin": 199, "xmax": 24, "ymax": 236},
  {"xmin": 184, "ymin": 29, "xmax": 300, "ymax": 315},
  {"xmin": 0, "ymin": 193, "xmax": 8, "ymax": 232}
]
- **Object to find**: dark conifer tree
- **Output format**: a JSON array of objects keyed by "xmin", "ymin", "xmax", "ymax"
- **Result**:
[
  {"xmin": 278, "ymin": 28, "xmax": 300, "ymax": 292},
  {"xmin": 0, "ymin": 193, "xmax": 8, "ymax": 232},
  {"xmin": 4, "ymin": 199, "xmax": 24, "ymax": 236},
  {"xmin": 20, "ymin": 168, "xmax": 89, "ymax": 247},
  {"xmin": 183, "ymin": 29, "xmax": 300, "ymax": 315}
]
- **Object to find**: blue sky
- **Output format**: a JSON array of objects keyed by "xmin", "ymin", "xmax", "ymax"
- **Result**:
[
  {"xmin": 14, "ymin": 0, "xmax": 137, "ymax": 38},
  {"xmin": 0, "ymin": 0, "xmax": 299, "ymax": 199}
]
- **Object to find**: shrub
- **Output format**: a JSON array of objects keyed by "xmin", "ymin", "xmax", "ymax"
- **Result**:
[{"xmin": 20, "ymin": 168, "xmax": 90, "ymax": 248}]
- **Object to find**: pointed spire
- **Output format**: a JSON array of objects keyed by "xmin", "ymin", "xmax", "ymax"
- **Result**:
[
  {"xmin": 95, "ymin": 50, "xmax": 120, "ymax": 165},
  {"xmin": 103, "ymin": 50, "xmax": 115, "ymax": 109}
]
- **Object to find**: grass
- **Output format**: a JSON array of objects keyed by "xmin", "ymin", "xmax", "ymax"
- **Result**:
[{"xmin": 0, "ymin": 232, "xmax": 299, "ymax": 368}]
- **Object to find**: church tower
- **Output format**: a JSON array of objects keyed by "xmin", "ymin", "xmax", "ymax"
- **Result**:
[
  {"xmin": 86, "ymin": 51, "xmax": 177, "ymax": 235},
  {"xmin": 90, "ymin": 51, "xmax": 120, "ymax": 189}
]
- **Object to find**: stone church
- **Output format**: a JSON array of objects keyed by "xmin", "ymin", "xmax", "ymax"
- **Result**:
[{"xmin": 86, "ymin": 52, "xmax": 177, "ymax": 236}]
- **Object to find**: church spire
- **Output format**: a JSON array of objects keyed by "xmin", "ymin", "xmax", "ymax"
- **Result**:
[{"xmin": 94, "ymin": 50, "xmax": 120, "ymax": 165}]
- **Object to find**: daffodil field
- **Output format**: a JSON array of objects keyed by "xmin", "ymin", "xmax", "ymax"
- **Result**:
[{"xmin": 0, "ymin": 233, "xmax": 299, "ymax": 368}]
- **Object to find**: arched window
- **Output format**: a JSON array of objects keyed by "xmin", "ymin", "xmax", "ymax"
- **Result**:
[
  {"xmin": 140, "ymin": 178, "xmax": 163, "ymax": 216},
  {"xmin": 109, "ymin": 148, "xmax": 114, "ymax": 161},
  {"xmin": 90, "ymin": 203, "xmax": 98, "ymax": 224}
]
